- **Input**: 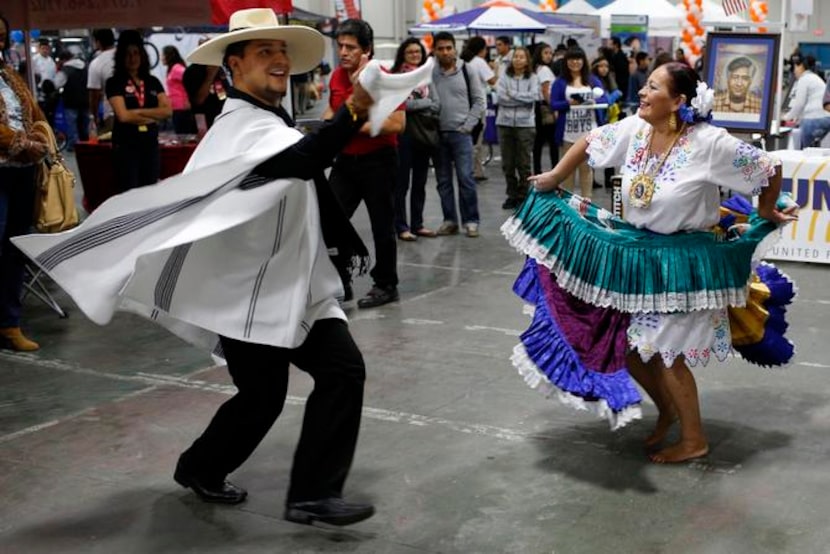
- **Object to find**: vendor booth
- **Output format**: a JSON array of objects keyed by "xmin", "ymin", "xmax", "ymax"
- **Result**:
[{"xmin": 766, "ymin": 149, "xmax": 830, "ymax": 264}]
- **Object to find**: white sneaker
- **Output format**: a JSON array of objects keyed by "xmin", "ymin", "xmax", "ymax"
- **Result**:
[{"xmin": 465, "ymin": 223, "xmax": 479, "ymax": 238}]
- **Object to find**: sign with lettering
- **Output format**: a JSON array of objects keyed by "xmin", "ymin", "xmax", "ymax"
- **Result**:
[
  {"xmin": 765, "ymin": 151, "xmax": 830, "ymax": 264},
  {"xmin": 5, "ymin": 0, "xmax": 211, "ymax": 30}
]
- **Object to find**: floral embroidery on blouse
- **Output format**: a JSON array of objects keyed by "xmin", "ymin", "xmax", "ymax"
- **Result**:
[
  {"xmin": 585, "ymin": 124, "xmax": 618, "ymax": 168},
  {"xmin": 732, "ymin": 141, "xmax": 778, "ymax": 193}
]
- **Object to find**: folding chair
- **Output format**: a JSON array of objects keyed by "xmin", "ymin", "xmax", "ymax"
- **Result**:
[{"xmin": 22, "ymin": 263, "xmax": 68, "ymax": 318}]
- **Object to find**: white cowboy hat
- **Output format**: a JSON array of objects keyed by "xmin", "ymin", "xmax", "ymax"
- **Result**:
[{"xmin": 187, "ymin": 8, "xmax": 324, "ymax": 75}]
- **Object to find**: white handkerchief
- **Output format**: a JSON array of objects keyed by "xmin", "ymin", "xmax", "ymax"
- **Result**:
[{"xmin": 358, "ymin": 58, "xmax": 435, "ymax": 137}]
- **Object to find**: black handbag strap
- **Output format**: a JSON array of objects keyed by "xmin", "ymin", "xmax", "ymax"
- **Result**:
[{"xmin": 461, "ymin": 63, "xmax": 473, "ymax": 110}]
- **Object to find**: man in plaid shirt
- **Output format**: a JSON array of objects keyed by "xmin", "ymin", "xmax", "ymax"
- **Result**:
[{"xmin": 712, "ymin": 56, "xmax": 762, "ymax": 114}]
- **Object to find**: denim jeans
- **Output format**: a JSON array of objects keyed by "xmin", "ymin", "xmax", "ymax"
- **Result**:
[
  {"xmin": 798, "ymin": 117, "xmax": 830, "ymax": 149},
  {"xmin": 0, "ymin": 166, "xmax": 37, "ymax": 328},
  {"xmin": 63, "ymin": 107, "xmax": 90, "ymax": 151},
  {"xmin": 395, "ymin": 133, "xmax": 433, "ymax": 233},
  {"xmin": 436, "ymin": 131, "xmax": 479, "ymax": 225}
]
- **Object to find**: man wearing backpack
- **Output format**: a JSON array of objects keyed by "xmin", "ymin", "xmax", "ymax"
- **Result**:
[
  {"xmin": 54, "ymin": 50, "xmax": 89, "ymax": 151},
  {"xmin": 432, "ymin": 32, "xmax": 486, "ymax": 238}
]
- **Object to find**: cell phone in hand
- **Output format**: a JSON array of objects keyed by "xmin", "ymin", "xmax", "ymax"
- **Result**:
[{"xmin": 570, "ymin": 93, "xmax": 585, "ymax": 104}]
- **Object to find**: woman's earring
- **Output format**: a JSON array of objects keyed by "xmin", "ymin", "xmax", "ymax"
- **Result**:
[{"xmin": 669, "ymin": 112, "xmax": 678, "ymax": 132}]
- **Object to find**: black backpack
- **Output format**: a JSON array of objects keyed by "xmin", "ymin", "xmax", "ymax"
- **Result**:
[{"xmin": 61, "ymin": 65, "xmax": 89, "ymax": 109}]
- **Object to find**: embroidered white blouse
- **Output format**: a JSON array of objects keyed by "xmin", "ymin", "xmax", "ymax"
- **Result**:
[{"xmin": 586, "ymin": 115, "xmax": 778, "ymax": 235}]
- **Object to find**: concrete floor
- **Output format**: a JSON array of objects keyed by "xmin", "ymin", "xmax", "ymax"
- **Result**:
[{"xmin": 1, "ymin": 143, "xmax": 829, "ymax": 554}]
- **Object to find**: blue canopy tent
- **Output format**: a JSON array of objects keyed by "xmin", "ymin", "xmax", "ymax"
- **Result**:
[{"xmin": 409, "ymin": 0, "xmax": 590, "ymax": 36}]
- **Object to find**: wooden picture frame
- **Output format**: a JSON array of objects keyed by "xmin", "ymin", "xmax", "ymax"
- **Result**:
[{"xmin": 702, "ymin": 32, "xmax": 780, "ymax": 134}]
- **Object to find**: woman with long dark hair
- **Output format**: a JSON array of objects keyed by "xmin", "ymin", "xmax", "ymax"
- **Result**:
[
  {"xmin": 460, "ymin": 36, "xmax": 495, "ymax": 181},
  {"xmin": 508, "ymin": 62, "xmax": 797, "ymax": 463},
  {"xmin": 391, "ymin": 37, "xmax": 439, "ymax": 240},
  {"xmin": 548, "ymin": 47, "xmax": 608, "ymax": 199},
  {"xmin": 0, "ymin": 13, "xmax": 50, "ymax": 351},
  {"xmin": 162, "ymin": 45, "xmax": 195, "ymax": 134},
  {"xmin": 105, "ymin": 30, "xmax": 171, "ymax": 191}
]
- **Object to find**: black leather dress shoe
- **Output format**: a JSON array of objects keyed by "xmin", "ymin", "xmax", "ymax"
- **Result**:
[
  {"xmin": 357, "ymin": 286, "xmax": 399, "ymax": 309},
  {"xmin": 285, "ymin": 497, "xmax": 375, "ymax": 526},
  {"xmin": 174, "ymin": 462, "xmax": 247, "ymax": 504}
]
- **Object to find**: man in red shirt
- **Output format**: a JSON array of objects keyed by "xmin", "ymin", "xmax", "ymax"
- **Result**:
[{"xmin": 323, "ymin": 19, "xmax": 405, "ymax": 309}]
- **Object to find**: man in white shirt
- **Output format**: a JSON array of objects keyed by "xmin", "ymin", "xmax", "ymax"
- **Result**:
[
  {"xmin": 493, "ymin": 35, "xmax": 513, "ymax": 79},
  {"xmin": 32, "ymin": 39, "xmax": 56, "ymax": 106},
  {"xmin": 33, "ymin": 39, "xmax": 56, "ymax": 86},
  {"xmin": 87, "ymin": 29, "xmax": 116, "ymax": 133}
]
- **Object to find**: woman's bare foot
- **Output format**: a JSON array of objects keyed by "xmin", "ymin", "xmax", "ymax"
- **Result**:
[
  {"xmin": 649, "ymin": 440, "xmax": 709, "ymax": 464},
  {"xmin": 644, "ymin": 411, "xmax": 678, "ymax": 449}
]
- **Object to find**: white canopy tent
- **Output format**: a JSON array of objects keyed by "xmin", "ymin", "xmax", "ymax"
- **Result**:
[
  {"xmin": 592, "ymin": 0, "xmax": 684, "ymax": 37},
  {"xmin": 556, "ymin": 0, "xmax": 597, "ymax": 15}
]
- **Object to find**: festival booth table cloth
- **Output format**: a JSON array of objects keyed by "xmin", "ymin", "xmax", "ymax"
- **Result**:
[
  {"xmin": 74, "ymin": 139, "xmax": 198, "ymax": 213},
  {"xmin": 765, "ymin": 148, "xmax": 830, "ymax": 264}
]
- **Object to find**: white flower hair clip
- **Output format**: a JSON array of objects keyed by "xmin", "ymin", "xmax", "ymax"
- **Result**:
[{"xmin": 691, "ymin": 81, "xmax": 714, "ymax": 120}]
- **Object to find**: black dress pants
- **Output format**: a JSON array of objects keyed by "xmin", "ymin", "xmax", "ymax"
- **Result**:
[
  {"xmin": 329, "ymin": 147, "xmax": 399, "ymax": 289},
  {"xmin": 179, "ymin": 318, "xmax": 366, "ymax": 503}
]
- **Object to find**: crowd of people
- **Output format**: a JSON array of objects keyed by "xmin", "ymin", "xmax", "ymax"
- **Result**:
[{"xmin": 0, "ymin": 6, "xmax": 803, "ymax": 529}]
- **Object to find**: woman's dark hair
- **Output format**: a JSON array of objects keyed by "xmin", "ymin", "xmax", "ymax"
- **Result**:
[
  {"xmin": 162, "ymin": 45, "xmax": 186, "ymax": 75},
  {"xmin": 0, "ymin": 13, "xmax": 10, "ymax": 60},
  {"xmin": 662, "ymin": 61, "xmax": 701, "ymax": 106},
  {"xmin": 531, "ymin": 41, "xmax": 552, "ymax": 72},
  {"xmin": 335, "ymin": 18, "xmax": 374, "ymax": 54},
  {"xmin": 591, "ymin": 56, "xmax": 617, "ymax": 92},
  {"xmin": 113, "ymin": 29, "xmax": 150, "ymax": 80},
  {"xmin": 563, "ymin": 46, "xmax": 590, "ymax": 84},
  {"xmin": 391, "ymin": 37, "xmax": 426, "ymax": 73},
  {"xmin": 506, "ymin": 46, "xmax": 532, "ymax": 79},
  {"xmin": 461, "ymin": 36, "xmax": 486, "ymax": 63}
]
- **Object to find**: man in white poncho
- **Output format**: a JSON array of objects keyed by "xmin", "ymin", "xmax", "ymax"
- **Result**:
[{"xmin": 13, "ymin": 8, "xmax": 435, "ymax": 527}]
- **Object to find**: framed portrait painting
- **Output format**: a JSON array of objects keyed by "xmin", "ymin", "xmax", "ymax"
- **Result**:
[{"xmin": 702, "ymin": 32, "xmax": 781, "ymax": 134}]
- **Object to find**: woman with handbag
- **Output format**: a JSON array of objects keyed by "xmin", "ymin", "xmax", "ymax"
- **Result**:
[
  {"xmin": 0, "ymin": 13, "xmax": 50, "ymax": 351},
  {"xmin": 532, "ymin": 42, "xmax": 557, "ymax": 176},
  {"xmin": 390, "ymin": 38, "xmax": 440, "ymax": 241}
]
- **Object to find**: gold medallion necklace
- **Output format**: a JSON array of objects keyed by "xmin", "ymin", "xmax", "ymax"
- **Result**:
[{"xmin": 629, "ymin": 123, "xmax": 685, "ymax": 209}]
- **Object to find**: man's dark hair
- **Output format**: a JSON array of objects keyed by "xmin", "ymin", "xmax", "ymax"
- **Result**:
[
  {"xmin": 39, "ymin": 38, "xmax": 50, "ymax": 47},
  {"xmin": 496, "ymin": 35, "xmax": 511, "ymax": 47},
  {"xmin": 335, "ymin": 19, "xmax": 373, "ymax": 53},
  {"xmin": 93, "ymin": 29, "xmax": 115, "ymax": 48},
  {"xmin": 611, "ymin": 36, "xmax": 622, "ymax": 49},
  {"xmin": 727, "ymin": 56, "xmax": 757, "ymax": 77},
  {"xmin": 461, "ymin": 36, "xmax": 486, "ymax": 63},
  {"xmin": 222, "ymin": 40, "xmax": 251, "ymax": 72},
  {"xmin": 635, "ymin": 51, "xmax": 649, "ymax": 64},
  {"xmin": 565, "ymin": 38, "xmax": 578, "ymax": 48},
  {"xmin": 433, "ymin": 31, "xmax": 455, "ymax": 47}
]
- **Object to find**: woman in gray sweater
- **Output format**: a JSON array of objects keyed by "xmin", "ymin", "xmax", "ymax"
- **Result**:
[{"xmin": 496, "ymin": 46, "xmax": 539, "ymax": 210}]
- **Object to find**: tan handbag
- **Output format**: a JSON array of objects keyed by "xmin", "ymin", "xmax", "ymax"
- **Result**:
[{"xmin": 32, "ymin": 121, "xmax": 79, "ymax": 233}]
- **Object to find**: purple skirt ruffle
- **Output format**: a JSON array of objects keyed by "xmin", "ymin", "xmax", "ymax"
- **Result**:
[{"xmin": 514, "ymin": 258, "xmax": 642, "ymax": 421}]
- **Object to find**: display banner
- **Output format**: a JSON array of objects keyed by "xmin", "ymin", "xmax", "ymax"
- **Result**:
[
  {"xmin": 5, "ymin": 0, "xmax": 211, "ymax": 30},
  {"xmin": 765, "ymin": 150, "xmax": 830, "ymax": 264},
  {"xmin": 609, "ymin": 14, "xmax": 647, "ymax": 53},
  {"xmin": 334, "ymin": 0, "xmax": 361, "ymax": 21}
]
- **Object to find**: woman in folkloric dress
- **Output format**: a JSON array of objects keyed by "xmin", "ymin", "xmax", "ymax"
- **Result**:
[{"xmin": 503, "ymin": 62, "xmax": 798, "ymax": 464}]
